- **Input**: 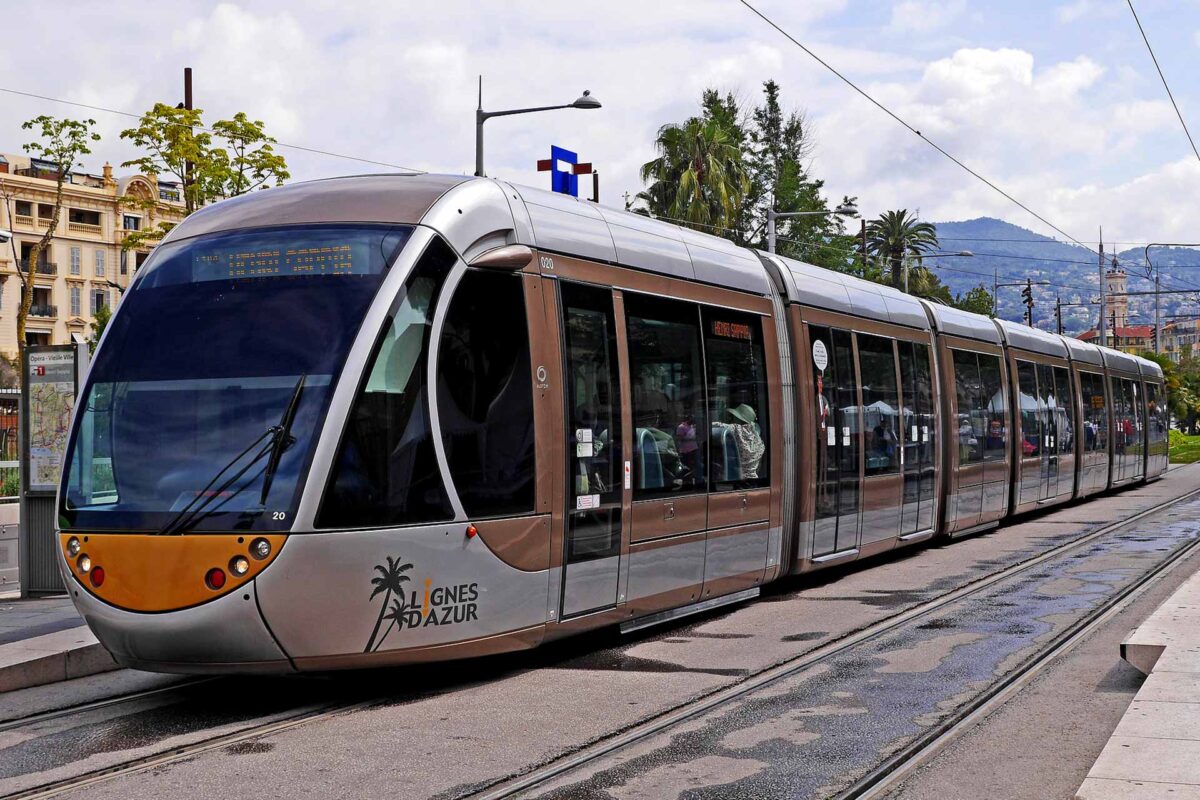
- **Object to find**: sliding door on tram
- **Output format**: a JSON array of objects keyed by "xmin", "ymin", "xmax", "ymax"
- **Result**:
[
  {"xmin": 558, "ymin": 282, "xmax": 625, "ymax": 618},
  {"xmin": 899, "ymin": 341, "xmax": 936, "ymax": 536},
  {"xmin": 811, "ymin": 326, "xmax": 861, "ymax": 558}
]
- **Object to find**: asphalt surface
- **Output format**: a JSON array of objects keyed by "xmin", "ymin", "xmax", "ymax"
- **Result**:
[{"xmin": 1, "ymin": 464, "xmax": 1198, "ymax": 800}]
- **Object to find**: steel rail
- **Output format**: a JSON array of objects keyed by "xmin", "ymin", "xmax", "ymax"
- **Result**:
[
  {"xmin": 0, "ymin": 677, "xmax": 213, "ymax": 734},
  {"xmin": 845, "ymin": 515, "xmax": 1200, "ymax": 799},
  {"xmin": 464, "ymin": 480, "xmax": 1200, "ymax": 800}
]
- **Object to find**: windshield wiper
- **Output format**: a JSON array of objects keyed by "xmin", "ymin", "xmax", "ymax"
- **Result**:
[
  {"xmin": 154, "ymin": 374, "xmax": 307, "ymax": 535},
  {"xmin": 259, "ymin": 374, "xmax": 305, "ymax": 505}
]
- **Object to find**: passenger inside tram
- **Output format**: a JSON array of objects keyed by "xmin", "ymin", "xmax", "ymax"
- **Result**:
[{"xmin": 713, "ymin": 404, "xmax": 765, "ymax": 480}]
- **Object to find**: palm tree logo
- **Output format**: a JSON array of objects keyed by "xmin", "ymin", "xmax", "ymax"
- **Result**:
[{"xmin": 364, "ymin": 556, "xmax": 413, "ymax": 653}]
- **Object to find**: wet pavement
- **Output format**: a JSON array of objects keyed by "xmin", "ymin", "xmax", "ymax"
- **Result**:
[
  {"xmin": 1, "ymin": 466, "xmax": 1198, "ymax": 800},
  {"xmin": 526, "ymin": 500, "xmax": 1200, "ymax": 799}
]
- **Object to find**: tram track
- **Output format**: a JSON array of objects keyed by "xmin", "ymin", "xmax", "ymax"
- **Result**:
[
  {"xmin": 462, "ymin": 484, "xmax": 1200, "ymax": 800},
  {"xmin": 5, "ymin": 483, "xmax": 1198, "ymax": 800}
]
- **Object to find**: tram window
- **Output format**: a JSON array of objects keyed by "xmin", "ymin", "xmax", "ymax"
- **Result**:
[
  {"xmin": 858, "ymin": 335, "xmax": 900, "ymax": 476},
  {"xmin": 811, "ymin": 325, "xmax": 839, "ymax": 525},
  {"xmin": 436, "ymin": 270, "xmax": 535, "ymax": 518},
  {"xmin": 1016, "ymin": 360, "xmax": 1041, "ymax": 457},
  {"xmin": 952, "ymin": 350, "xmax": 984, "ymax": 464},
  {"xmin": 1081, "ymin": 372, "xmax": 1108, "ymax": 452},
  {"xmin": 1054, "ymin": 366, "xmax": 1074, "ymax": 456},
  {"xmin": 626, "ymin": 295, "xmax": 707, "ymax": 498},
  {"xmin": 703, "ymin": 307, "xmax": 768, "ymax": 491},
  {"xmin": 978, "ymin": 354, "xmax": 1007, "ymax": 462},
  {"xmin": 1146, "ymin": 382, "xmax": 1168, "ymax": 452},
  {"xmin": 316, "ymin": 237, "xmax": 456, "ymax": 528}
]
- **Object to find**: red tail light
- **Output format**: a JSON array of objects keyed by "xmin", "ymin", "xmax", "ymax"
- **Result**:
[
  {"xmin": 90, "ymin": 566, "xmax": 105, "ymax": 587},
  {"xmin": 205, "ymin": 568, "xmax": 226, "ymax": 590}
]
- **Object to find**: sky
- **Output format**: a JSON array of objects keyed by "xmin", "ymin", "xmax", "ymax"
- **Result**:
[{"xmin": 2, "ymin": 0, "xmax": 1198, "ymax": 247}]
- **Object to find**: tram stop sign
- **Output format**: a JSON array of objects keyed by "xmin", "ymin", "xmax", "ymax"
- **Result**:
[{"xmin": 536, "ymin": 146, "xmax": 592, "ymax": 197}]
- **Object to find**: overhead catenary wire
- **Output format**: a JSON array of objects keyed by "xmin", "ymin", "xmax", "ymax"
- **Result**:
[
  {"xmin": 737, "ymin": 0, "xmax": 1108, "ymax": 257},
  {"xmin": 0, "ymin": 86, "xmax": 426, "ymax": 174},
  {"xmin": 1126, "ymin": 0, "xmax": 1200, "ymax": 166}
]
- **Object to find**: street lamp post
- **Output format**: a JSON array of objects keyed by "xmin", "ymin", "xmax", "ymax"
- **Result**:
[
  {"xmin": 766, "ymin": 202, "xmax": 857, "ymax": 254},
  {"xmin": 913, "ymin": 250, "xmax": 973, "ymax": 294},
  {"xmin": 474, "ymin": 77, "xmax": 601, "ymax": 178},
  {"xmin": 1145, "ymin": 242, "xmax": 1200, "ymax": 354}
]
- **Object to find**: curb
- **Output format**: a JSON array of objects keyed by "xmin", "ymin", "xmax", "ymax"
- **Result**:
[{"xmin": 0, "ymin": 627, "xmax": 119, "ymax": 693}]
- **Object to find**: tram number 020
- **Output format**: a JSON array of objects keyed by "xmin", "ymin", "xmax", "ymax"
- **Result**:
[
  {"xmin": 271, "ymin": 511, "xmax": 286, "ymax": 521},
  {"xmin": 539, "ymin": 256, "xmax": 555, "ymax": 271}
]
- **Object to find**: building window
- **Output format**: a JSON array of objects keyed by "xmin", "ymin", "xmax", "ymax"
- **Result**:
[
  {"xmin": 14, "ymin": 200, "xmax": 31, "ymax": 217},
  {"xmin": 70, "ymin": 246, "xmax": 81, "ymax": 275},
  {"xmin": 92, "ymin": 289, "xmax": 107, "ymax": 315},
  {"xmin": 122, "ymin": 215, "xmax": 140, "ymax": 231},
  {"xmin": 68, "ymin": 208, "xmax": 101, "ymax": 226},
  {"xmin": 120, "ymin": 250, "xmax": 128, "ymax": 276},
  {"xmin": 94, "ymin": 249, "xmax": 106, "ymax": 277},
  {"xmin": 70, "ymin": 286, "xmax": 81, "ymax": 317}
]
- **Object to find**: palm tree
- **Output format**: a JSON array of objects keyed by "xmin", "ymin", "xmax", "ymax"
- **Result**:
[
  {"xmin": 865, "ymin": 210, "xmax": 939, "ymax": 290},
  {"xmin": 639, "ymin": 117, "xmax": 749, "ymax": 232},
  {"xmin": 373, "ymin": 596, "xmax": 411, "ymax": 652},
  {"xmin": 364, "ymin": 556, "xmax": 412, "ymax": 653}
]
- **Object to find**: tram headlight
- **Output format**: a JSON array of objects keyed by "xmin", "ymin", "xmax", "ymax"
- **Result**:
[
  {"xmin": 249, "ymin": 538, "xmax": 271, "ymax": 560},
  {"xmin": 77, "ymin": 554, "xmax": 92, "ymax": 573},
  {"xmin": 66, "ymin": 537, "xmax": 81, "ymax": 557},
  {"xmin": 229, "ymin": 556, "xmax": 250, "ymax": 576}
]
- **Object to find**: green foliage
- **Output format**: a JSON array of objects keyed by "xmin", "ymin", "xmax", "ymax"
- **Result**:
[
  {"xmin": 119, "ymin": 103, "xmax": 289, "ymax": 247},
  {"xmin": 954, "ymin": 284, "xmax": 996, "ymax": 316},
  {"xmin": 639, "ymin": 113, "xmax": 748, "ymax": 231},
  {"xmin": 89, "ymin": 303, "xmax": 113, "ymax": 354},
  {"xmin": 1, "ymin": 469, "xmax": 19, "ymax": 499},
  {"xmin": 866, "ymin": 209, "xmax": 940, "ymax": 289},
  {"xmin": 16, "ymin": 115, "xmax": 101, "ymax": 363},
  {"xmin": 1168, "ymin": 430, "xmax": 1200, "ymax": 463}
]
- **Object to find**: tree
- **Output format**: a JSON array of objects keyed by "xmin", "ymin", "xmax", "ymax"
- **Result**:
[
  {"xmin": 865, "ymin": 210, "xmax": 940, "ymax": 289},
  {"xmin": 88, "ymin": 303, "xmax": 113, "ymax": 354},
  {"xmin": 119, "ymin": 104, "xmax": 289, "ymax": 249},
  {"xmin": 954, "ymin": 284, "xmax": 996, "ymax": 316},
  {"xmin": 905, "ymin": 266, "xmax": 953, "ymax": 304},
  {"xmin": 638, "ymin": 115, "xmax": 748, "ymax": 231},
  {"xmin": 7, "ymin": 116, "xmax": 100, "ymax": 365}
]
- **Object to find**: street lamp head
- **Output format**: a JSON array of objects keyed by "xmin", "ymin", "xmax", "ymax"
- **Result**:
[
  {"xmin": 834, "ymin": 203, "xmax": 858, "ymax": 217},
  {"xmin": 956, "ymin": 250, "xmax": 973, "ymax": 257},
  {"xmin": 572, "ymin": 90, "xmax": 602, "ymax": 110}
]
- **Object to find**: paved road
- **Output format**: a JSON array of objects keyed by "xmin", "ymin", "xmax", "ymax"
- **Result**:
[{"xmin": 3, "ymin": 464, "xmax": 1199, "ymax": 800}]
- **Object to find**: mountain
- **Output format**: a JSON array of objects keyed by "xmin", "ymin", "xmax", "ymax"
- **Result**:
[{"xmin": 926, "ymin": 217, "xmax": 1200, "ymax": 336}]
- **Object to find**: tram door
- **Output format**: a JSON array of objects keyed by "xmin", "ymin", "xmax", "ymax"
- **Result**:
[
  {"xmin": 558, "ymin": 282, "xmax": 625, "ymax": 618},
  {"xmin": 1036, "ymin": 364, "xmax": 1059, "ymax": 501},
  {"xmin": 811, "ymin": 325, "xmax": 862, "ymax": 557}
]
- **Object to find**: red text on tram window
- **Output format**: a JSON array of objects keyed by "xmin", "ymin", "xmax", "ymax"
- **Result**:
[{"xmin": 711, "ymin": 320, "xmax": 752, "ymax": 341}]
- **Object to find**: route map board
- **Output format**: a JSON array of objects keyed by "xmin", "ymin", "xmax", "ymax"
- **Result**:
[{"xmin": 26, "ymin": 350, "xmax": 78, "ymax": 492}]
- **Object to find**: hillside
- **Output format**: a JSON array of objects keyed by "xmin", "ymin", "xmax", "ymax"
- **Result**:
[{"xmin": 927, "ymin": 217, "xmax": 1200, "ymax": 336}]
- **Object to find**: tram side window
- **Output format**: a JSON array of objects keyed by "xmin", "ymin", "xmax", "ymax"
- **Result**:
[
  {"xmin": 978, "ymin": 354, "xmax": 1007, "ymax": 461},
  {"xmin": 436, "ymin": 270, "xmax": 535, "ymax": 518},
  {"xmin": 316, "ymin": 237, "xmax": 456, "ymax": 528},
  {"xmin": 1016, "ymin": 360, "xmax": 1041, "ymax": 456},
  {"xmin": 1146, "ymin": 382, "xmax": 1167, "ymax": 451},
  {"xmin": 1081, "ymin": 372, "xmax": 1108, "ymax": 452},
  {"xmin": 626, "ymin": 295, "xmax": 707, "ymax": 498},
  {"xmin": 952, "ymin": 350, "xmax": 984, "ymax": 464},
  {"xmin": 1054, "ymin": 367, "xmax": 1075, "ymax": 456},
  {"xmin": 703, "ymin": 307, "xmax": 769, "ymax": 490},
  {"xmin": 858, "ymin": 334, "xmax": 900, "ymax": 475}
]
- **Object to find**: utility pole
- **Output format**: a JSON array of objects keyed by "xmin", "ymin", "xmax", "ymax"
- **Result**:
[
  {"xmin": 1022, "ymin": 278, "xmax": 1035, "ymax": 325},
  {"xmin": 184, "ymin": 67, "xmax": 193, "ymax": 204},
  {"xmin": 1098, "ymin": 227, "xmax": 1107, "ymax": 348},
  {"xmin": 1056, "ymin": 295, "xmax": 1063, "ymax": 335}
]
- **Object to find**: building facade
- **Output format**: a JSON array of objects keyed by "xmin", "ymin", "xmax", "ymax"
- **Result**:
[
  {"xmin": 1163, "ymin": 318, "xmax": 1200, "ymax": 363},
  {"xmin": 0, "ymin": 153, "xmax": 184, "ymax": 361},
  {"xmin": 1075, "ymin": 266, "xmax": 1156, "ymax": 354}
]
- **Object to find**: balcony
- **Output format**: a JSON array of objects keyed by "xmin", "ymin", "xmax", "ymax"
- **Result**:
[
  {"xmin": 18, "ymin": 260, "xmax": 57, "ymax": 276},
  {"xmin": 13, "ymin": 214, "xmax": 33, "ymax": 227},
  {"xmin": 68, "ymin": 221, "xmax": 102, "ymax": 235},
  {"xmin": 35, "ymin": 217, "xmax": 54, "ymax": 229},
  {"xmin": 29, "ymin": 304, "xmax": 57, "ymax": 318}
]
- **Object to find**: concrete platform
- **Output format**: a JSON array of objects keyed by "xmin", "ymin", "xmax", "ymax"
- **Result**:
[
  {"xmin": 0, "ymin": 594, "xmax": 116, "ymax": 693},
  {"xmin": 1077, "ymin": 565, "xmax": 1200, "ymax": 799}
]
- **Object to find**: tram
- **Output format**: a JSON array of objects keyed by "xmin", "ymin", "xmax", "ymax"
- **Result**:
[{"xmin": 57, "ymin": 174, "xmax": 1169, "ymax": 673}]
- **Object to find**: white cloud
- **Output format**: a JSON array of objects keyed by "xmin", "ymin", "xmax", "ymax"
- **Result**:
[
  {"xmin": 1056, "ymin": 0, "xmax": 1121, "ymax": 24},
  {"xmin": 890, "ymin": 0, "xmax": 967, "ymax": 33}
]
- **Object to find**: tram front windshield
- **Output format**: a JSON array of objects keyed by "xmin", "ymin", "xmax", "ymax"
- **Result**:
[{"xmin": 61, "ymin": 224, "xmax": 413, "ymax": 532}]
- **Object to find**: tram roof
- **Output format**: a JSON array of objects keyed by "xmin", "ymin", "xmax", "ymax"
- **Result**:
[
  {"xmin": 918, "ymin": 300, "xmax": 1002, "ymax": 344},
  {"xmin": 1061, "ymin": 335, "xmax": 1106, "ymax": 367},
  {"xmin": 992, "ymin": 318, "xmax": 1069, "ymax": 358},
  {"xmin": 504, "ymin": 183, "xmax": 771, "ymax": 295},
  {"xmin": 164, "ymin": 174, "xmax": 469, "ymax": 242},
  {"xmin": 1101, "ymin": 346, "xmax": 1143, "ymax": 376},
  {"xmin": 760, "ymin": 253, "xmax": 932, "ymax": 330}
]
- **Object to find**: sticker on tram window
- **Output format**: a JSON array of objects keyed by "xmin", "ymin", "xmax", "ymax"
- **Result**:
[
  {"xmin": 911, "ymin": 425, "xmax": 918, "ymax": 441},
  {"xmin": 576, "ymin": 494, "xmax": 601, "ymax": 510},
  {"xmin": 576, "ymin": 429, "xmax": 593, "ymax": 444},
  {"xmin": 843, "ymin": 426, "xmax": 850, "ymax": 446},
  {"xmin": 624, "ymin": 461, "xmax": 632, "ymax": 490},
  {"xmin": 576, "ymin": 442, "xmax": 594, "ymax": 458},
  {"xmin": 922, "ymin": 425, "xmax": 929, "ymax": 442},
  {"xmin": 827, "ymin": 426, "xmax": 836, "ymax": 446},
  {"xmin": 711, "ymin": 320, "xmax": 753, "ymax": 341}
]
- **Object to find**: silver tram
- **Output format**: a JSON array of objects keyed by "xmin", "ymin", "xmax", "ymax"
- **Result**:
[{"xmin": 56, "ymin": 174, "xmax": 1169, "ymax": 673}]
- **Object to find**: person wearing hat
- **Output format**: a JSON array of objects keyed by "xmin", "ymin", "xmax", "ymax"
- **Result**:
[{"xmin": 714, "ymin": 403, "xmax": 765, "ymax": 480}]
